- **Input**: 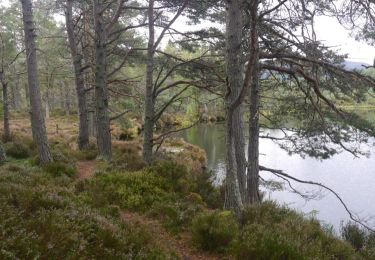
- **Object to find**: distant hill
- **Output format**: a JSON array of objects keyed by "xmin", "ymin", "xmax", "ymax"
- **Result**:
[{"xmin": 343, "ymin": 60, "xmax": 371, "ymax": 71}]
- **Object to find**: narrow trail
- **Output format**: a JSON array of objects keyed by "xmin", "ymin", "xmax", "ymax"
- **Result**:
[
  {"xmin": 121, "ymin": 211, "xmax": 220, "ymax": 260},
  {"xmin": 76, "ymin": 160, "xmax": 222, "ymax": 259},
  {"xmin": 76, "ymin": 161, "xmax": 97, "ymax": 180}
]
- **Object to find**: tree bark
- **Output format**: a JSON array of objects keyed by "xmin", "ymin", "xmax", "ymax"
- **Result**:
[
  {"xmin": 0, "ymin": 79, "xmax": 11, "ymax": 142},
  {"xmin": 93, "ymin": 0, "xmax": 112, "ymax": 160},
  {"xmin": 225, "ymin": 0, "xmax": 247, "ymax": 201},
  {"xmin": 65, "ymin": 0, "xmax": 90, "ymax": 150},
  {"xmin": 20, "ymin": 0, "xmax": 53, "ymax": 165},
  {"xmin": 44, "ymin": 92, "xmax": 50, "ymax": 121},
  {"xmin": 246, "ymin": 0, "xmax": 261, "ymax": 204},
  {"xmin": 0, "ymin": 141, "xmax": 6, "ymax": 163},
  {"xmin": 143, "ymin": 0, "xmax": 156, "ymax": 165},
  {"xmin": 224, "ymin": 0, "xmax": 244, "ymax": 216},
  {"xmin": 12, "ymin": 73, "xmax": 21, "ymax": 110}
]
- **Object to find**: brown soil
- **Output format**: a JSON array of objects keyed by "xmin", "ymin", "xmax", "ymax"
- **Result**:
[
  {"xmin": 121, "ymin": 211, "xmax": 223, "ymax": 260},
  {"xmin": 75, "ymin": 161, "xmax": 223, "ymax": 259},
  {"xmin": 76, "ymin": 160, "xmax": 97, "ymax": 180}
]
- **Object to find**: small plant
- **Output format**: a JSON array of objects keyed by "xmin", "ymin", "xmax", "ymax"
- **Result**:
[
  {"xmin": 5, "ymin": 142, "xmax": 31, "ymax": 159},
  {"xmin": 340, "ymin": 221, "xmax": 375, "ymax": 258},
  {"xmin": 43, "ymin": 162, "xmax": 76, "ymax": 177},
  {"xmin": 191, "ymin": 211, "xmax": 239, "ymax": 252},
  {"xmin": 341, "ymin": 222, "xmax": 367, "ymax": 251}
]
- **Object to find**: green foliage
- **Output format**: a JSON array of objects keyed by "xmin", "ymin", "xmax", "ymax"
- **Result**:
[
  {"xmin": 5, "ymin": 141, "xmax": 31, "ymax": 159},
  {"xmin": 341, "ymin": 222, "xmax": 375, "ymax": 258},
  {"xmin": 341, "ymin": 222, "xmax": 367, "ymax": 251},
  {"xmin": 191, "ymin": 211, "xmax": 239, "ymax": 253},
  {"xmin": 85, "ymin": 170, "xmax": 171, "ymax": 212},
  {"xmin": 0, "ymin": 170, "xmax": 168, "ymax": 259},
  {"xmin": 110, "ymin": 143, "xmax": 146, "ymax": 171},
  {"xmin": 152, "ymin": 160, "xmax": 194, "ymax": 193},
  {"xmin": 233, "ymin": 223, "xmax": 303, "ymax": 259},
  {"xmin": 232, "ymin": 201, "xmax": 357, "ymax": 259},
  {"xmin": 43, "ymin": 161, "xmax": 76, "ymax": 177}
]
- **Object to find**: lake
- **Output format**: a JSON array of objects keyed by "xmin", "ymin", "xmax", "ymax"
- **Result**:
[{"xmin": 178, "ymin": 123, "xmax": 375, "ymax": 232}]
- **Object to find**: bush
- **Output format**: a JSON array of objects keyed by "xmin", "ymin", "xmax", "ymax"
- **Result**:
[
  {"xmin": 233, "ymin": 223, "xmax": 302, "ymax": 260},
  {"xmin": 341, "ymin": 222, "xmax": 367, "ymax": 251},
  {"xmin": 191, "ymin": 211, "xmax": 238, "ymax": 252},
  {"xmin": 86, "ymin": 171, "xmax": 171, "ymax": 211},
  {"xmin": 149, "ymin": 197, "xmax": 205, "ymax": 233},
  {"xmin": 0, "ymin": 169, "xmax": 170, "ymax": 259},
  {"xmin": 110, "ymin": 143, "xmax": 146, "ymax": 171},
  {"xmin": 5, "ymin": 142, "xmax": 31, "ymax": 159},
  {"xmin": 43, "ymin": 162, "xmax": 76, "ymax": 177},
  {"xmin": 232, "ymin": 201, "xmax": 357, "ymax": 259},
  {"xmin": 152, "ymin": 161, "xmax": 195, "ymax": 193},
  {"xmin": 341, "ymin": 221, "xmax": 375, "ymax": 258}
]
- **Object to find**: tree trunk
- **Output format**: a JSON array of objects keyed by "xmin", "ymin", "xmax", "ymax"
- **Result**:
[
  {"xmin": 246, "ymin": 0, "xmax": 261, "ymax": 204},
  {"xmin": 12, "ymin": 74, "xmax": 21, "ymax": 110},
  {"xmin": 24, "ymin": 82, "xmax": 29, "ymax": 107},
  {"xmin": 93, "ymin": 0, "xmax": 112, "ymax": 160},
  {"xmin": 0, "ymin": 141, "xmax": 6, "ymax": 163},
  {"xmin": 44, "ymin": 93, "xmax": 50, "ymax": 121},
  {"xmin": 225, "ymin": 0, "xmax": 247, "ymax": 201},
  {"xmin": 143, "ymin": 0, "xmax": 156, "ymax": 165},
  {"xmin": 65, "ymin": 0, "xmax": 89, "ymax": 150},
  {"xmin": 224, "ymin": 0, "xmax": 244, "ymax": 216},
  {"xmin": 1, "ymin": 79, "xmax": 11, "ymax": 142},
  {"xmin": 20, "ymin": 0, "xmax": 53, "ymax": 165},
  {"xmin": 65, "ymin": 81, "xmax": 71, "ymax": 116}
]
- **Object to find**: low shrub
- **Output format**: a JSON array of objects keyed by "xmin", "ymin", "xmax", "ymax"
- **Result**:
[
  {"xmin": 5, "ymin": 141, "xmax": 31, "ymax": 159},
  {"xmin": 43, "ymin": 161, "xmax": 76, "ymax": 177},
  {"xmin": 341, "ymin": 221, "xmax": 367, "ymax": 251},
  {"xmin": 0, "ymin": 169, "xmax": 170, "ymax": 259},
  {"xmin": 149, "ymin": 197, "xmax": 205, "ymax": 233},
  {"xmin": 232, "ymin": 201, "xmax": 357, "ymax": 259},
  {"xmin": 110, "ymin": 143, "xmax": 146, "ymax": 171},
  {"xmin": 233, "ymin": 223, "xmax": 302, "ymax": 260},
  {"xmin": 86, "ymin": 171, "xmax": 171, "ymax": 211},
  {"xmin": 341, "ymin": 221, "xmax": 375, "ymax": 258},
  {"xmin": 191, "ymin": 211, "xmax": 239, "ymax": 253},
  {"xmin": 152, "ymin": 160, "xmax": 195, "ymax": 193}
]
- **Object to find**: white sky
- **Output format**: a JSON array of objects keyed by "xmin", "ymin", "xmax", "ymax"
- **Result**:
[
  {"xmin": 1, "ymin": 0, "xmax": 374, "ymax": 64},
  {"xmin": 315, "ymin": 16, "xmax": 375, "ymax": 64}
]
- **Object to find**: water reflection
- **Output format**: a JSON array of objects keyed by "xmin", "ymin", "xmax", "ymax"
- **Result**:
[{"xmin": 178, "ymin": 123, "xmax": 375, "ymax": 231}]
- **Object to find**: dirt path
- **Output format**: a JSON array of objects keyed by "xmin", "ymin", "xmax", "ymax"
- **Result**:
[
  {"xmin": 76, "ymin": 160, "xmax": 222, "ymax": 259},
  {"xmin": 76, "ymin": 161, "xmax": 97, "ymax": 180},
  {"xmin": 121, "ymin": 211, "xmax": 221, "ymax": 260}
]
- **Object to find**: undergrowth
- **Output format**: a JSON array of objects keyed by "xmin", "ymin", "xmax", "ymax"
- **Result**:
[{"xmin": 0, "ymin": 134, "xmax": 371, "ymax": 259}]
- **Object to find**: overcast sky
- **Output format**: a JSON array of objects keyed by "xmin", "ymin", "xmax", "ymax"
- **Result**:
[
  {"xmin": 315, "ymin": 16, "xmax": 375, "ymax": 64},
  {"xmin": 1, "ymin": 0, "xmax": 374, "ymax": 64}
]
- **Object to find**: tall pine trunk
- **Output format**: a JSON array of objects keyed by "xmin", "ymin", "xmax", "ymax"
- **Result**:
[
  {"xmin": 246, "ymin": 0, "xmax": 261, "ymax": 204},
  {"xmin": 1, "ymin": 80, "xmax": 11, "ymax": 142},
  {"xmin": 93, "ymin": 0, "xmax": 112, "ymax": 160},
  {"xmin": 143, "ymin": 0, "xmax": 155, "ymax": 165},
  {"xmin": 224, "ymin": 0, "xmax": 244, "ymax": 215},
  {"xmin": 20, "ymin": 0, "xmax": 53, "ymax": 165},
  {"xmin": 65, "ymin": 0, "xmax": 90, "ymax": 150}
]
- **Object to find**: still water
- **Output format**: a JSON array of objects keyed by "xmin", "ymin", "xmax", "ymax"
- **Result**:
[{"xmin": 178, "ymin": 123, "xmax": 375, "ymax": 231}]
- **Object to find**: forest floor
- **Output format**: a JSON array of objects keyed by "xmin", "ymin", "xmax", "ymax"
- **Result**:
[
  {"xmin": 76, "ymin": 159, "xmax": 220, "ymax": 260},
  {"xmin": 0, "ymin": 114, "xmax": 369, "ymax": 259}
]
